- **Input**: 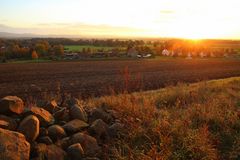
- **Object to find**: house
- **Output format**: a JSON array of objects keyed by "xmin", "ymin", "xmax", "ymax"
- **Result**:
[
  {"xmin": 64, "ymin": 52, "xmax": 79, "ymax": 59},
  {"xmin": 143, "ymin": 54, "xmax": 152, "ymax": 58},
  {"xmin": 0, "ymin": 46, "xmax": 6, "ymax": 52},
  {"xmin": 185, "ymin": 53, "xmax": 192, "ymax": 59},
  {"xmin": 92, "ymin": 52, "xmax": 107, "ymax": 58},
  {"xmin": 177, "ymin": 52, "xmax": 183, "ymax": 56},
  {"xmin": 162, "ymin": 49, "xmax": 170, "ymax": 56},
  {"xmin": 200, "ymin": 52, "xmax": 206, "ymax": 58},
  {"xmin": 127, "ymin": 48, "xmax": 138, "ymax": 57},
  {"xmin": 224, "ymin": 53, "xmax": 229, "ymax": 57}
]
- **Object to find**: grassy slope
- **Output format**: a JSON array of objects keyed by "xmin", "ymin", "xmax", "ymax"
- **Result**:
[{"xmin": 88, "ymin": 77, "xmax": 240, "ymax": 160}]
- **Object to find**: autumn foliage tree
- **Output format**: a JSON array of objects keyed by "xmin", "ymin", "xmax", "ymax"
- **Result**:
[
  {"xmin": 53, "ymin": 45, "xmax": 64, "ymax": 56},
  {"xmin": 35, "ymin": 40, "xmax": 50, "ymax": 57},
  {"xmin": 31, "ymin": 50, "xmax": 38, "ymax": 59}
]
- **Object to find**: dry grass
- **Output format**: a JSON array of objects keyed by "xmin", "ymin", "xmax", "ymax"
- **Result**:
[{"xmin": 87, "ymin": 77, "xmax": 240, "ymax": 160}]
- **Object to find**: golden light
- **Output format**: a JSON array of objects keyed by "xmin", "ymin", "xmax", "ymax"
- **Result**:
[{"xmin": 1, "ymin": 0, "xmax": 240, "ymax": 39}]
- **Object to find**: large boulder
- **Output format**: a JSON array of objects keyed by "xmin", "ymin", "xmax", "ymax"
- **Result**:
[
  {"xmin": 0, "ymin": 119, "xmax": 9, "ymax": 129},
  {"xmin": 24, "ymin": 106, "xmax": 54, "ymax": 127},
  {"xmin": 0, "ymin": 96, "xmax": 24, "ymax": 114},
  {"xmin": 69, "ymin": 132, "xmax": 101, "ymax": 156},
  {"xmin": 37, "ymin": 136, "xmax": 53, "ymax": 145},
  {"xmin": 89, "ymin": 107, "xmax": 113, "ymax": 124},
  {"xmin": 48, "ymin": 125, "xmax": 66, "ymax": 141},
  {"xmin": 46, "ymin": 145, "xmax": 67, "ymax": 160},
  {"xmin": 32, "ymin": 144, "xmax": 66, "ymax": 160},
  {"xmin": 43, "ymin": 100, "xmax": 58, "ymax": 113},
  {"xmin": 53, "ymin": 107, "xmax": 69, "ymax": 121},
  {"xmin": 57, "ymin": 137, "xmax": 71, "ymax": 149},
  {"xmin": 89, "ymin": 119, "xmax": 109, "ymax": 141},
  {"xmin": 63, "ymin": 119, "xmax": 89, "ymax": 134},
  {"xmin": 0, "ymin": 115, "xmax": 17, "ymax": 130},
  {"xmin": 67, "ymin": 143, "xmax": 84, "ymax": 160},
  {"xmin": 0, "ymin": 128, "xmax": 30, "ymax": 160},
  {"xmin": 69, "ymin": 104, "xmax": 88, "ymax": 122},
  {"xmin": 66, "ymin": 97, "xmax": 81, "ymax": 107},
  {"xmin": 39, "ymin": 127, "xmax": 48, "ymax": 137},
  {"xmin": 108, "ymin": 122, "xmax": 124, "ymax": 138},
  {"xmin": 18, "ymin": 115, "xmax": 39, "ymax": 142}
]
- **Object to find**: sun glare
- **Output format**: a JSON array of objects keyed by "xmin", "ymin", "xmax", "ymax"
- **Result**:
[{"xmin": 0, "ymin": 0, "xmax": 240, "ymax": 39}]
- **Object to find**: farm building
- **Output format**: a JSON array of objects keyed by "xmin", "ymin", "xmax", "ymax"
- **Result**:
[
  {"xmin": 185, "ymin": 53, "xmax": 192, "ymax": 59},
  {"xmin": 200, "ymin": 52, "xmax": 207, "ymax": 58},
  {"xmin": 177, "ymin": 52, "xmax": 183, "ymax": 56},
  {"xmin": 162, "ymin": 49, "xmax": 170, "ymax": 56},
  {"xmin": 127, "ymin": 48, "xmax": 138, "ymax": 57},
  {"xmin": 92, "ymin": 52, "xmax": 107, "ymax": 58},
  {"xmin": 64, "ymin": 52, "xmax": 79, "ymax": 59}
]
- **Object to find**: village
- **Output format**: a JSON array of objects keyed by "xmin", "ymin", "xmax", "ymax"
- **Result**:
[
  {"xmin": 63, "ymin": 46, "xmax": 236, "ymax": 60},
  {"xmin": 0, "ymin": 38, "xmax": 239, "ymax": 63}
]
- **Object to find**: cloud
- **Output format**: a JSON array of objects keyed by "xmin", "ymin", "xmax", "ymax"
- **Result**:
[
  {"xmin": 160, "ymin": 10, "xmax": 175, "ymax": 14},
  {"xmin": 0, "ymin": 23, "xmax": 149, "ymax": 38},
  {"xmin": 37, "ymin": 23, "xmax": 72, "ymax": 26}
]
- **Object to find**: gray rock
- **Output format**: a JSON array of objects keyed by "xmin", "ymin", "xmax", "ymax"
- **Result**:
[
  {"xmin": 24, "ymin": 106, "xmax": 54, "ymax": 127},
  {"xmin": 89, "ymin": 107, "xmax": 113, "ymax": 124},
  {"xmin": 33, "ymin": 144, "xmax": 66, "ymax": 160},
  {"xmin": 57, "ymin": 137, "xmax": 71, "ymax": 149},
  {"xmin": 69, "ymin": 132, "xmax": 101, "ymax": 156},
  {"xmin": 66, "ymin": 98, "xmax": 81, "ymax": 107},
  {"xmin": 48, "ymin": 125, "xmax": 66, "ymax": 141},
  {"xmin": 63, "ymin": 119, "xmax": 89, "ymax": 134},
  {"xmin": 37, "ymin": 136, "xmax": 53, "ymax": 145},
  {"xmin": 0, "ymin": 128, "xmax": 30, "ymax": 160},
  {"xmin": 69, "ymin": 104, "xmax": 88, "ymax": 122},
  {"xmin": 0, "ymin": 115, "xmax": 17, "ymax": 130},
  {"xmin": 0, "ymin": 96, "xmax": 24, "ymax": 114},
  {"xmin": 18, "ymin": 115, "xmax": 39, "ymax": 142},
  {"xmin": 0, "ymin": 119, "xmax": 9, "ymax": 129},
  {"xmin": 53, "ymin": 107, "xmax": 69, "ymax": 121},
  {"xmin": 67, "ymin": 143, "xmax": 84, "ymax": 160},
  {"xmin": 43, "ymin": 100, "xmax": 58, "ymax": 113},
  {"xmin": 39, "ymin": 127, "xmax": 48, "ymax": 137},
  {"xmin": 89, "ymin": 119, "xmax": 109, "ymax": 141},
  {"xmin": 108, "ymin": 122, "xmax": 124, "ymax": 138}
]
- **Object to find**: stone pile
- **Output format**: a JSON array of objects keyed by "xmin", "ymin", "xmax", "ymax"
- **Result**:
[{"xmin": 0, "ymin": 96, "xmax": 123, "ymax": 160}]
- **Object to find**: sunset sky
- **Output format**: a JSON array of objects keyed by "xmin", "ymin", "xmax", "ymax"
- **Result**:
[{"xmin": 1, "ymin": 0, "xmax": 240, "ymax": 39}]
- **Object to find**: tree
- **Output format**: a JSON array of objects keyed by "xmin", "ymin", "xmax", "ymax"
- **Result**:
[
  {"xmin": 35, "ymin": 43, "xmax": 47, "ymax": 56},
  {"xmin": 86, "ymin": 48, "xmax": 91, "ymax": 54},
  {"xmin": 53, "ymin": 45, "xmax": 64, "ymax": 56},
  {"xmin": 35, "ymin": 40, "xmax": 50, "ymax": 57},
  {"xmin": 31, "ymin": 50, "xmax": 38, "ymax": 59},
  {"xmin": 82, "ymin": 48, "xmax": 86, "ymax": 53}
]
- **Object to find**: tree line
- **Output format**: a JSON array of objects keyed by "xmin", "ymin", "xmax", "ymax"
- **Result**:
[{"xmin": 0, "ymin": 39, "xmax": 64, "ymax": 60}]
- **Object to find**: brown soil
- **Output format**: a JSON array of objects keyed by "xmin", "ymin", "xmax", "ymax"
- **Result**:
[{"xmin": 1, "ymin": 58, "xmax": 240, "ymax": 99}]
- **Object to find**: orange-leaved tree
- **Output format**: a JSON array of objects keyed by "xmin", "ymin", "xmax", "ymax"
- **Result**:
[{"xmin": 31, "ymin": 50, "xmax": 38, "ymax": 59}]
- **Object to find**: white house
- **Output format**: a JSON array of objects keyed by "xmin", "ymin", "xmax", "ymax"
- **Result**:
[
  {"xmin": 185, "ymin": 53, "xmax": 192, "ymax": 59},
  {"xmin": 64, "ymin": 52, "xmax": 79, "ymax": 59},
  {"xmin": 200, "ymin": 52, "xmax": 206, "ymax": 58},
  {"xmin": 162, "ymin": 49, "xmax": 170, "ymax": 56}
]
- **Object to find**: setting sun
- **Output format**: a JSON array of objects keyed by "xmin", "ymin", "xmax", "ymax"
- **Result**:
[{"xmin": 1, "ymin": 0, "xmax": 240, "ymax": 39}]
